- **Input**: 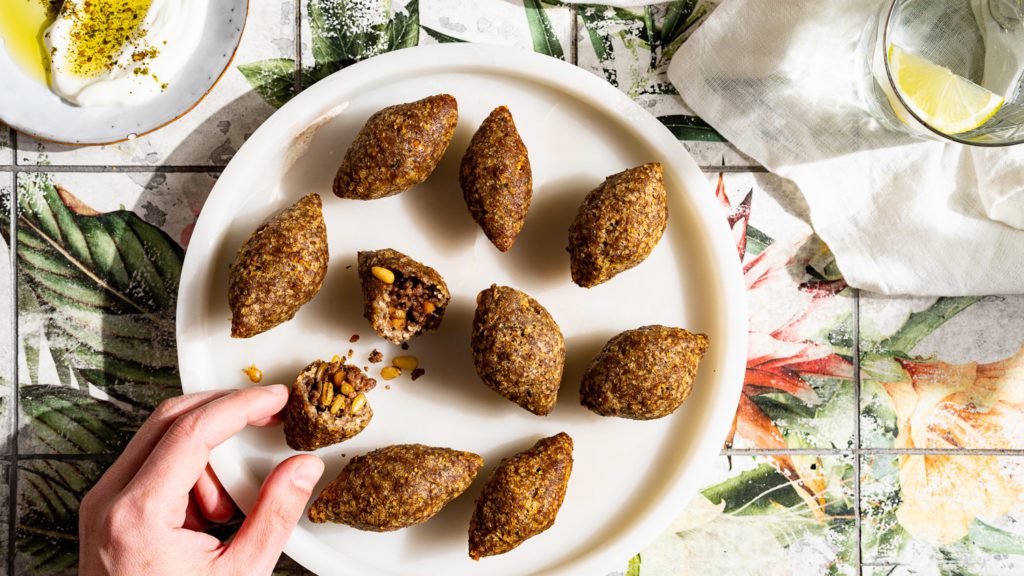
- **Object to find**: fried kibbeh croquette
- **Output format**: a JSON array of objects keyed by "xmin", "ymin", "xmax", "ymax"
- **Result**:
[
  {"xmin": 283, "ymin": 358, "xmax": 377, "ymax": 451},
  {"xmin": 460, "ymin": 106, "xmax": 532, "ymax": 252},
  {"xmin": 228, "ymin": 193, "xmax": 328, "ymax": 338},
  {"xmin": 469, "ymin": 433, "xmax": 573, "ymax": 560},
  {"xmin": 471, "ymin": 285, "xmax": 565, "ymax": 415},
  {"xmin": 568, "ymin": 163, "xmax": 668, "ymax": 287},
  {"xmin": 308, "ymin": 444, "xmax": 484, "ymax": 531},
  {"xmin": 357, "ymin": 249, "xmax": 450, "ymax": 344},
  {"xmin": 580, "ymin": 325, "xmax": 708, "ymax": 420},
  {"xmin": 333, "ymin": 94, "xmax": 458, "ymax": 200}
]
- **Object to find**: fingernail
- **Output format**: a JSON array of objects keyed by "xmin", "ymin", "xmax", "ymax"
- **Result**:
[
  {"xmin": 292, "ymin": 459, "xmax": 324, "ymax": 491},
  {"xmin": 263, "ymin": 384, "xmax": 288, "ymax": 396}
]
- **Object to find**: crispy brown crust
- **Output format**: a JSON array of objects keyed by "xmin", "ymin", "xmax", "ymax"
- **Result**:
[
  {"xmin": 357, "ymin": 249, "xmax": 451, "ymax": 344},
  {"xmin": 308, "ymin": 444, "xmax": 483, "ymax": 531},
  {"xmin": 460, "ymin": 106, "xmax": 532, "ymax": 252},
  {"xmin": 283, "ymin": 359, "xmax": 377, "ymax": 451},
  {"xmin": 471, "ymin": 285, "xmax": 565, "ymax": 415},
  {"xmin": 228, "ymin": 194, "xmax": 328, "ymax": 338},
  {"xmin": 580, "ymin": 325, "xmax": 708, "ymax": 420},
  {"xmin": 468, "ymin": 433, "xmax": 573, "ymax": 559},
  {"xmin": 567, "ymin": 163, "xmax": 668, "ymax": 288},
  {"xmin": 333, "ymin": 94, "xmax": 458, "ymax": 200}
]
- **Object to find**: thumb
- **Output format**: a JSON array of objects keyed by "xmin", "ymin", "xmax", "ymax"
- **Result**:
[{"xmin": 223, "ymin": 455, "xmax": 324, "ymax": 574}]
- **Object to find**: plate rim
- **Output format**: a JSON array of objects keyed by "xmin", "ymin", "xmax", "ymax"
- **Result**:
[
  {"xmin": 0, "ymin": 0, "xmax": 250, "ymax": 146},
  {"xmin": 176, "ymin": 43, "xmax": 748, "ymax": 576}
]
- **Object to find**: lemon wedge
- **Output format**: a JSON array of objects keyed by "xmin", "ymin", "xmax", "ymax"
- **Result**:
[{"xmin": 888, "ymin": 44, "xmax": 1005, "ymax": 135}]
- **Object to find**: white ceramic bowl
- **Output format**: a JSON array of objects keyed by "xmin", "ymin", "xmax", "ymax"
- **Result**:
[{"xmin": 0, "ymin": 1, "xmax": 248, "ymax": 145}]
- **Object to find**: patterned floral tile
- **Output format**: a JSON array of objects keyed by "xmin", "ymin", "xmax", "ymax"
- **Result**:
[
  {"xmin": 289, "ymin": 0, "xmax": 571, "ymax": 99},
  {"xmin": 859, "ymin": 295, "xmax": 1024, "ymax": 448},
  {"xmin": 17, "ymin": 2, "xmax": 296, "ymax": 166},
  {"xmin": 0, "ymin": 462, "xmax": 8, "ymax": 576},
  {"xmin": 417, "ymin": 0, "xmax": 572, "ymax": 51},
  {"xmin": 8, "ymin": 172, "xmax": 217, "ymax": 455},
  {"xmin": 861, "ymin": 454, "xmax": 1024, "ymax": 575},
  {"xmin": 1, "ymin": 172, "xmax": 14, "ymax": 456},
  {"xmin": 619, "ymin": 454, "xmax": 856, "ymax": 576},
  {"xmin": 0, "ymin": 128, "xmax": 11, "ymax": 166},
  {"xmin": 574, "ymin": 1, "xmax": 760, "ymax": 168},
  {"xmin": 14, "ymin": 457, "xmax": 110, "ymax": 575},
  {"xmin": 712, "ymin": 171, "xmax": 855, "ymax": 451}
]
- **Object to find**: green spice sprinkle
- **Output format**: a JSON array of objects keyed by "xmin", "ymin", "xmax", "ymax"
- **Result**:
[{"xmin": 60, "ymin": 0, "xmax": 155, "ymax": 78}]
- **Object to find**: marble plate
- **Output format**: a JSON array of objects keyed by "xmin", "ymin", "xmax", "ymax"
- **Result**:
[{"xmin": 176, "ymin": 43, "xmax": 747, "ymax": 576}]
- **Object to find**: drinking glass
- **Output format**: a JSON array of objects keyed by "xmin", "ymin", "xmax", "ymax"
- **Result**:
[{"xmin": 858, "ymin": 0, "xmax": 1024, "ymax": 145}]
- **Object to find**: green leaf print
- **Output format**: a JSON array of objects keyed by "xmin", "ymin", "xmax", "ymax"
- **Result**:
[
  {"xmin": 701, "ymin": 464, "xmax": 806, "ymax": 515},
  {"xmin": 524, "ymin": 0, "xmax": 565, "ymax": 59},
  {"xmin": 745, "ymin": 224, "xmax": 773, "ymax": 255},
  {"xmin": 17, "ymin": 459, "xmax": 109, "ymax": 575},
  {"xmin": 657, "ymin": 114, "xmax": 726, "ymax": 142},
  {"xmin": 874, "ymin": 296, "xmax": 981, "ymax": 355},
  {"xmin": 967, "ymin": 520, "xmax": 1024, "ymax": 556},
  {"xmin": 20, "ymin": 386, "xmax": 140, "ymax": 454},
  {"xmin": 422, "ymin": 25, "xmax": 465, "ymax": 43},
  {"xmin": 579, "ymin": 2, "xmax": 711, "ymax": 95},
  {"xmin": 656, "ymin": 0, "xmax": 709, "ymax": 61},
  {"xmin": 243, "ymin": 1, "xmax": 423, "ymax": 106},
  {"xmin": 238, "ymin": 59, "xmax": 297, "ymax": 109},
  {"xmin": 0, "ymin": 174, "xmax": 183, "ymax": 411},
  {"xmin": 309, "ymin": 0, "xmax": 391, "ymax": 68},
  {"xmin": 388, "ymin": 0, "xmax": 419, "ymax": 50}
]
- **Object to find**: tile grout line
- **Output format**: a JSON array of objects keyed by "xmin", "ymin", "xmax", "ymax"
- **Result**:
[
  {"xmin": 853, "ymin": 288, "xmax": 863, "ymax": 576},
  {"xmin": 569, "ymin": 4, "xmax": 578, "ymax": 66},
  {"xmin": 294, "ymin": 0, "xmax": 302, "ymax": 96},
  {"xmin": 720, "ymin": 447, "xmax": 1024, "ymax": 456},
  {"xmin": 8, "ymin": 164, "xmax": 224, "ymax": 174},
  {"xmin": 7, "ymin": 164, "xmax": 19, "ymax": 576}
]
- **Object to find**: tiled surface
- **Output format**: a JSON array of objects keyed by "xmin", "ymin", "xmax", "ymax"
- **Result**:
[
  {"xmin": 861, "ymin": 454, "xmax": 1024, "ymax": 575},
  {"xmin": 1, "ymin": 173, "xmax": 13, "ymax": 456},
  {"xmin": 0, "ymin": 463, "xmax": 7, "ymax": 576},
  {"xmin": 1, "ymin": 2, "xmax": 1023, "ymax": 575},
  {"xmin": 632, "ymin": 454, "xmax": 856, "ymax": 576},
  {"xmin": 716, "ymin": 171, "xmax": 855, "ymax": 452},
  {"xmin": 14, "ymin": 458, "xmax": 110, "ymax": 576},
  {"xmin": 13, "ymin": 172, "xmax": 216, "ymax": 456},
  {"xmin": 860, "ymin": 295, "xmax": 1024, "ymax": 449}
]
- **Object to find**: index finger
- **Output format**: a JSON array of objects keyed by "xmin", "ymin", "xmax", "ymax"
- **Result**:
[{"xmin": 123, "ymin": 385, "xmax": 289, "ymax": 510}]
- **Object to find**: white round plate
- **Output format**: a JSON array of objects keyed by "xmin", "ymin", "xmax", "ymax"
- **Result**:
[
  {"xmin": 177, "ymin": 44, "xmax": 747, "ymax": 576},
  {"xmin": 0, "ymin": 1, "xmax": 247, "ymax": 145}
]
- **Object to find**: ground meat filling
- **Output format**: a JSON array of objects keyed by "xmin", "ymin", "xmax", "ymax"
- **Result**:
[
  {"xmin": 385, "ymin": 273, "xmax": 444, "ymax": 334},
  {"xmin": 308, "ymin": 360, "xmax": 377, "ymax": 418}
]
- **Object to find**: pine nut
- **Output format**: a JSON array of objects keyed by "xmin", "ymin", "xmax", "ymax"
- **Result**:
[
  {"xmin": 371, "ymin": 266, "xmax": 395, "ymax": 284},
  {"xmin": 350, "ymin": 393, "xmax": 367, "ymax": 414},
  {"xmin": 242, "ymin": 365, "xmax": 262, "ymax": 383},
  {"xmin": 422, "ymin": 301, "xmax": 436, "ymax": 314},
  {"xmin": 392, "ymin": 356, "xmax": 418, "ymax": 371},
  {"xmin": 381, "ymin": 366, "xmax": 401, "ymax": 380},
  {"xmin": 329, "ymin": 395, "xmax": 346, "ymax": 415},
  {"xmin": 320, "ymin": 380, "xmax": 334, "ymax": 406}
]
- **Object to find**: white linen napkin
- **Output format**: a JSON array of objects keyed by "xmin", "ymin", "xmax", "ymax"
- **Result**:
[{"xmin": 664, "ymin": 0, "xmax": 1024, "ymax": 295}]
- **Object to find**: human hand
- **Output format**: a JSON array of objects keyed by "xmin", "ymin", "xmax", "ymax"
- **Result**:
[{"xmin": 79, "ymin": 385, "xmax": 325, "ymax": 576}]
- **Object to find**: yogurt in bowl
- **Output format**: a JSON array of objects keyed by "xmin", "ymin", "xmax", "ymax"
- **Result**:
[{"xmin": 45, "ymin": 0, "xmax": 208, "ymax": 107}]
